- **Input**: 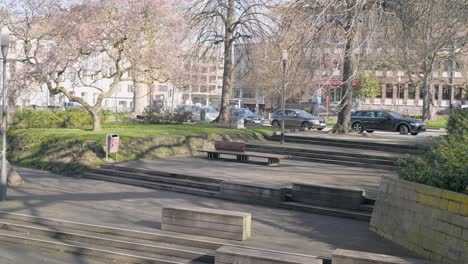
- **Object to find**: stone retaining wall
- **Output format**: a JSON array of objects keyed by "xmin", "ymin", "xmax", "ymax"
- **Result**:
[{"xmin": 370, "ymin": 176, "xmax": 468, "ymax": 264}]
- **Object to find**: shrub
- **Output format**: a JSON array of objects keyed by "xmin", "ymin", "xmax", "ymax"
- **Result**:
[
  {"xmin": 11, "ymin": 109, "xmax": 96, "ymax": 129},
  {"xmin": 446, "ymin": 108, "xmax": 467, "ymax": 136},
  {"xmin": 142, "ymin": 107, "xmax": 193, "ymax": 124},
  {"xmin": 399, "ymin": 109, "xmax": 468, "ymax": 194}
]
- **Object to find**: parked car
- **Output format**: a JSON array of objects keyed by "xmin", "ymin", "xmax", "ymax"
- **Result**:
[
  {"xmin": 271, "ymin": 109, "xmax": 326, "ymax": 130},
  {"xmin": 200, "ymin": 107, "xmax": 219, "ymax": 122},
  {"xmin": 351, "ymin": 110, "xmax": 426, "ymax": 135},
  {"xmin": 230, "ymin": 108, "xmax": 264, "ymax": 124}
]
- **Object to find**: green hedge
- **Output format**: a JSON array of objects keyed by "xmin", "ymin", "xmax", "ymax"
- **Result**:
[
  {"xmin": 11, "ymin": 109, "xmax": 96, "ymax": 129},
  {"xmin": 399, "ymin": 109, "xmax": 468, "ymax": 194}
]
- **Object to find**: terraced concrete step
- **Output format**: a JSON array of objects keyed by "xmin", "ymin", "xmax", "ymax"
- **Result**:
[
  {"xmin": 0, "ymin": 221, "xmax": 215, "ymax": 263},
  {"xmin": 267, "ymin": 136, "xmax": 425, "ymax": 153},
  {"xmin": 289, "ymin": 156, "xmax": 397, "ymax": 171},
  {"xmin": 101, "ymin": 165, "xmax": 222, "ymax": 184},
  {"xmin": 279, "ymin": 202, "xmax": 371, "ymax": 222},
  {"xmin": 84, "ymin": 173, "xmax": 221, "ymax": 199},
  {"xmin": 0, "ymin": 230, "xmax": 208, "ymax": 264},
  {"xmin": 92, "ymin": 168, "xmax": 220, "ymax": 191},
  {"xmin": 246, "ymin": 146, "xmax": 397, "ymax": 166},
  {"xmin": 0, "ymin": 211, "xmax": 222, "ymax": 251}
]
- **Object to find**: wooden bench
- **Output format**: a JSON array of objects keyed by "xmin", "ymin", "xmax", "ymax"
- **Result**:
[
  {"xmin": 198, "ymin": 141, "xmax": 289, "ymax": 165},
  {"xmin": 161, "ymin": 206, "xmax": 251, "ymax": 241}
]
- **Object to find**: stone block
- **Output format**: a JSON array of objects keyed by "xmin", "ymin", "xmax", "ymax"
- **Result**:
[
  {"xmin": 161, "ymin": 207, "xmax": 251, "ymax": 241},
  {"xmin": 442, "ymin": 190, "xmax": 468, "ymax": 204},
  {"xmin": 439, "ymin": 199, "xmax": 449, "ymax": 210},
  {"xmin": 459, "ymin": 203, "xmax": 468, "ymax": 216},
  {"xmin": 447, "ymin": 201, "xmax": 460, "ymax": 214},
  {"xmin": 417, "ymin": 194, "xmax": 441, "ymax": 208}
]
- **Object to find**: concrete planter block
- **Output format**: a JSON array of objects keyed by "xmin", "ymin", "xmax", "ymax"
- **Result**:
[{"xmin": 162, "ymin": 207, "xmax": 251, "ymax": 241}]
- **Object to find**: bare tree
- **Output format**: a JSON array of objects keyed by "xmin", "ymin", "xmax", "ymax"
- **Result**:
[
  {"xmin": 383, "ymin": 0, "xmax": 468, "ymax": 120},
  {"xmin": 286, "ymin": 0, "xmax": 384, "ymax": 133},
  {"xmin": 186, "ymin": 0, "xmax": 276, "ymax": 123}
]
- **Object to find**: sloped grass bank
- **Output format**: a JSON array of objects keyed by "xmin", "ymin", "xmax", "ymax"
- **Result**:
[{"xmin": 8, "ymin": 124, "xmax": 271, "ymax": 176}]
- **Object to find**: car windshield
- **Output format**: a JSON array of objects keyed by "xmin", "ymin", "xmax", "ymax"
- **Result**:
[
  {"xmin": 297, "ymin": 110, "xmax": 313, "ymax": 118},
  {"xmin": 388, "ymin": 111, "xmax": 403, "ymax": 119},
  {"xmin": 204, "ymin": 107, "xmax": 218, "ymax": 113}
]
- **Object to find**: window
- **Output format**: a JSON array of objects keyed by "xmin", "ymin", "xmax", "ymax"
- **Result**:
[
  {"xmin": 385, "ymin": 84, "xmax": 393, "ymax": 98},
  {"xmin": 442, "ymin": 85, "xmax": 450, "ymax": 100},
  {"xmin": 375, "ymin": 111, "xmax": 387, "ymax": 118},
  {"xmin": 397, "ymin": 84, "xmax": 404, "ymax": 99},
  {"xmin": 159, "ymin": 85, "xmax": 168, "ymax": 92},
  {"xmin": 408, "ymin": 84, "xmax": 416, "ymax": 99},
  {"xmin": 363, "ymin": 111, "xmax": 375, "ymax": 118},
  {"xmin": 434, "ymin": 85, "xmax": 439, "ymax": 100},
  {"xmin": 118, "ymin": 101, "xmax": 126, "ymax": 107},
  {"xmin": 81, "ymin": 92, "xmax": 86, "ymax": 98},
  {"xmin": 127, "ymin": 85, "xmax": 133, "ymax": 93},
  {"xmin": 455, "ymin": 87, "xmax": 462, "ymax": 100}
]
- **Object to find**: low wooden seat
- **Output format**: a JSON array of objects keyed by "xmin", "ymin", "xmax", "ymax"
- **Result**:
[{"xmin": 198, "ymin": 141, "xmax": 289, "ymax": 165}]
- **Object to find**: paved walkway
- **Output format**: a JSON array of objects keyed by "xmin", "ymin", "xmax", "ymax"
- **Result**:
[
  {"xmin": 0, "ymin": 167, "xmax": 415, "ymax": 263},
  {"xmin": 115, "ymin": 158, "xmax": 396, "ymax": 198}
]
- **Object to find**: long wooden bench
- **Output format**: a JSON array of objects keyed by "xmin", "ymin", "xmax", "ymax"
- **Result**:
[
  {"xmin": 161, "ymin": 206, "xmax": 251, "ymax": 241},
  {"xmin": 198, "ymin": 141, "xmax": 289, "ymax": 165}
]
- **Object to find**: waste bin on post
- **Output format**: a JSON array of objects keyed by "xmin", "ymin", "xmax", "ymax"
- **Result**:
[{"xmin": 106, "ymin": 134, "xmax": 120, "ymax": 162}]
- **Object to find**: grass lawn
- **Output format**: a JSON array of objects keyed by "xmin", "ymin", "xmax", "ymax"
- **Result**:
[
  {"xmin": 8, "ymin": 123, "xmax": 274, "ymax": 175},
  {"xmin": 426, "ymin": 116, "xmax": 448, "ymax": 129},
  {"xmin": 327, "ymin": 119, "xmax": 337, "ymax": 125},
  {"xmin": 10, "ymin": 123, "xmax": 273, "ymax": 141}
]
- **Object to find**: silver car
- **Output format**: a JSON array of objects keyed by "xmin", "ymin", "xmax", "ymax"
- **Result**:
[{"xmin": 271, "ymin": 109, "xmax": 326, "ymax": 130}]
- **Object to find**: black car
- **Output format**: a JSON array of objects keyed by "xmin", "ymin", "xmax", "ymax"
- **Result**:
[{"xmin": 351, "ymin": 110, "xmax": 426, "ymax": 135}]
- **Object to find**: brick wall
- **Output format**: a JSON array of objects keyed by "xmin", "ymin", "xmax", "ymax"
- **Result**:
[{"xmin": 370, "ymin": 176, "xmax": 468, "ymax": 264}]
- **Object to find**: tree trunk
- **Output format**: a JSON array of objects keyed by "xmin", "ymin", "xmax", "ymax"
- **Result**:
[
  {"xmin": 91, "ymin": 109, "xmax": 101, "ymax": 132},
  {"xmin": 217, "ymin": 0, "xmax": 235, "ymax": 124},
  {"xmin": 421, "ymin": 64, "xmax": 434, "ymax": 121},
  {"xmin": 333, "ymin": 5, "xmax": 356, "ymax": 134},
  {"xmin": 133, "ymin": 83, "xmax": 149, "ymax": 115}
]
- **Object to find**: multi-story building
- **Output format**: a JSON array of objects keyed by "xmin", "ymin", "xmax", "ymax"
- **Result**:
[{"xmin": 181, "ymin": 51, "xmax": 224, "ymax": 107}]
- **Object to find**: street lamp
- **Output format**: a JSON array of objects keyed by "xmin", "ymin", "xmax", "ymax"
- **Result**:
[
  {"xmin": 0, "ymin": 26, "xmax": 10, "ymax": 201},
  {"xmin": 281, "ymin": 49, "xmax": 287, "ymax": 145}
]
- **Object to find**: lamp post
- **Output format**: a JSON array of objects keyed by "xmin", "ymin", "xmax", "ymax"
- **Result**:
[
  {"xmin": 0, "ymin": 26, "xmax": 10, "ymax": 201},
  {"xmin": 281, "ymin": 50, "xmax": 287, "ymax": 145}
]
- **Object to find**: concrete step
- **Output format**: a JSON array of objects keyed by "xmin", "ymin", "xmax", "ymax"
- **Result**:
[
  {"xmin": 246, "ymin": 144, "xmax": 399, "ymax": 161},
  {"xmin": 0, "ymin": 221, "xmax": 215, "ymax": 263},
  {"xmin": 358, "ymin": 204, "xmax": 374, "ymax": 213},
  {"xmin": 279, "ymin": 202, "xmax": 371, "ymax": 222},
  {"xmin": 0, "ymin": 229, "xmax": 209, "ymax": 264},
  {"xmin": 91, "ymin": 168, "xmax": 220, "ymax": 191},
  {"xmin": 83, "ymin": 173, "xmax": 221, "ymax": 199},
  {"xmin": 101, "ymin": 165, "xmax": 222, "ymax": 184},
  {"xmin": 246, "ymin": 146, "xmax": 398, "ymax": 166},
  {"xmin": 0, "ymin": 211, "xmax": 222, "ymax": 251},
  {"xmin": 287, "ymin": 156, "xmax": 397, "ymax": 171},
  {"xmin": 267, "ymin": 135, "xmax": 426, "ymax": 154}
]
